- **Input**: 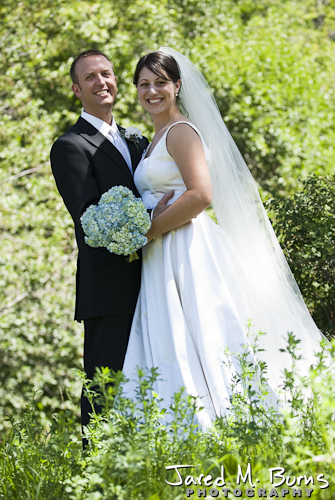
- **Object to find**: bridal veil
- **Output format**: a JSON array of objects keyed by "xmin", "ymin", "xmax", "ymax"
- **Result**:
[{"xmin": 159, "ymin": 47, "xmax": 325, "ymax": 390}]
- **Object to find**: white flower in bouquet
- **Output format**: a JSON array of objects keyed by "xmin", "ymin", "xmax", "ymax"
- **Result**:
[{"xmin": 81, "ymin": 186, "xmax": 151, "ymax": 261}]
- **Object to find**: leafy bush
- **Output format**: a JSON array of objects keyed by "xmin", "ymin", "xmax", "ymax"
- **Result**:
[
  {"xmin": 0, "ymin": 399, "xmax": 82, "ymax": 499},
  {"xmin": 267, "ymin": 175, "xmax": 335, "ymax": 339},
  {"xmin": 1, "ymin": 333, "xmax": 334, "ymax": 499}
]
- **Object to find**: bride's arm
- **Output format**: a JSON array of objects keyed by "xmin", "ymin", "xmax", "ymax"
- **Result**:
[{"xmin": 145, "ymin": 123, "xmax": 213, "ymax": 242}]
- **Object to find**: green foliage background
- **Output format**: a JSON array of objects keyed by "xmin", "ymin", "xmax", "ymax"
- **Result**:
[{"xmin": 1, "ymin": 0, "xmax": 335, "ymax": 431}]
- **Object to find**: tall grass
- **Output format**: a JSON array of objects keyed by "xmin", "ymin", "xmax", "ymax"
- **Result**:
[{"xmin": 1, "ymin": 333, "xmax": 334, "ymax": 499}]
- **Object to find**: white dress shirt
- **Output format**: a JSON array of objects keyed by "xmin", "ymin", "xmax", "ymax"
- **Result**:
[{"xmin": 81, "ymin": 110, "xmax": 133, "ymax": 173}]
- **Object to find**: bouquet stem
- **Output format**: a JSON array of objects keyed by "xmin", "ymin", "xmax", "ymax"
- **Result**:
[{"xmin": 129, "ymin": 251, "xmax": 139, "ymax": 262}]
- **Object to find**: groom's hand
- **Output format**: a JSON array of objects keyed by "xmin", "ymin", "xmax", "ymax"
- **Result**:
[
  {"xmin": 152, "ymin": 190, "xmax": 174, "ymax": 218},
  {"xmin": 146, "ymin": 190, "xmax": 194, "ymax": 243}
]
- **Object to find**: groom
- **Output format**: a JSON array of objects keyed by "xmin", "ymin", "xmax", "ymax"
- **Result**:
[{"xmin": 50, "ymin": 49, "xmax": 170, "ymax": 429}]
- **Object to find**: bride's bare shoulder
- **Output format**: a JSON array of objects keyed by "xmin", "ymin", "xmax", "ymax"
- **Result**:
[
  {"xmin": 166, "ymin": 121, "xmax": 204, "ymax": 159},
  {"xmin": 167, "ymin": 120, "xmax": 200, "ymax": 140},
  {"xmin": 166, "ymin": 120, "xmax": 202, "ymax": 148}
]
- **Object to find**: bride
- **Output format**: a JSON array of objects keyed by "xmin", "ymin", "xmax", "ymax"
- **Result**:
[{"xmin": 122, "ymin": 47, "xmax": 325, "ymax": 429}]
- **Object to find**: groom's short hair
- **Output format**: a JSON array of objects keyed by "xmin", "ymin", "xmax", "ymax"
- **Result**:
[{"xmin": 70, "ymin": 49, "xmax": 113, "ymax": 85}]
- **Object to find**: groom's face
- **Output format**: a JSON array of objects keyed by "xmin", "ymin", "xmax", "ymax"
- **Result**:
[{"xmin": 72, "ymin": 56, "xmax": 117, "ymax": 118}]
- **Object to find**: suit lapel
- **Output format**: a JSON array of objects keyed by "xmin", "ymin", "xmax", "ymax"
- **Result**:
[
  {"xmin": 77, "ymin": 117, "xmax": 133, "ymax": 180},
  {"xmin": 127, "ymin": 139, "xmax": 142, "ymax": 173},
  {"xmin": 117, "ymin": 125, "xmax": 142, "ymax": 173}
]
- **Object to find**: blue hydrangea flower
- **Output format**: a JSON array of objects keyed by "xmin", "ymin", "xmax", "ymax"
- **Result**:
[{"xmin": 81, "ymin": 186, "xmax": 151, "ymax": 259}]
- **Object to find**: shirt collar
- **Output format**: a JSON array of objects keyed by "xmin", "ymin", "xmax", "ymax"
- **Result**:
[{"xmin": 81, "ymin": 110, "xmax": 118, "ymax": 137}]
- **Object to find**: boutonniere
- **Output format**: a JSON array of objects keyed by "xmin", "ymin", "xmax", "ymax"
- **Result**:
[{"xmin": 120, "ymin": 126, "xmax": 143, "ymax": 151}]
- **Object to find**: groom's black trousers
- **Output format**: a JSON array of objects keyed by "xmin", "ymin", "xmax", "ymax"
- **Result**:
[{"xmin": 81, "ymin": 314, "xmax": 133, "ymax": 429}]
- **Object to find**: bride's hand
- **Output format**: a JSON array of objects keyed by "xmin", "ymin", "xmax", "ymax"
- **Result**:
[{"xmin": 145, "ymin": 229, "xmax": 154, "ymax": 244}]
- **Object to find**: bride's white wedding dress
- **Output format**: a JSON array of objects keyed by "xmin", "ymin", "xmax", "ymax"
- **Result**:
[{"xmin": 123, "ymin": 120, "xmax": 320, "ymax": 429}]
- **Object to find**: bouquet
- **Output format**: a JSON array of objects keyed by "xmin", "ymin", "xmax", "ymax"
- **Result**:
[{"xmin": 81, "ymin": 186, "xmax": 151, "ymax": 262}]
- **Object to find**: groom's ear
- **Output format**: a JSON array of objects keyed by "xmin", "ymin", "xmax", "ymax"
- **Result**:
[{"xmin": 72, "ymin": 83, "xmax": 81, "ymax": 98}]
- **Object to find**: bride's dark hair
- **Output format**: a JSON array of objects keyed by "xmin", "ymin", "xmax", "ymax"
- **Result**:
[{"xmin": 133, "ymin": 51, "xmax": 181, "ymax": 87}]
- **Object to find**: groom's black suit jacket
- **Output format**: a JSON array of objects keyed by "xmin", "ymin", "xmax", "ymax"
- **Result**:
[{"xmin": 50, "ymin": 116, "xmax": 149, "ymax": 322}]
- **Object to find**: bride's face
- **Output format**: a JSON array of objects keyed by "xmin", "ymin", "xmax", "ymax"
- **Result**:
[{"xmin": 136, "ymin": 67, "xmax": 181, "ymax": 116}]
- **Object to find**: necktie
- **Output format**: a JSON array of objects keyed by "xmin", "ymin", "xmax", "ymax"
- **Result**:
[{"xmin": 107, "ymin": 128, "xmax": 133, "ymax": 174}]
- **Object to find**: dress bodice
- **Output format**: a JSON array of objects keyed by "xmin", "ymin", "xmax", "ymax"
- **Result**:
[{"xmin": 134, "ymin": 121, "xmax": 210, "ymax": 209}]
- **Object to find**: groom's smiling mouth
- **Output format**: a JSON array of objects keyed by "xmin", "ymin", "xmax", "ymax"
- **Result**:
[{"xmin": 95, "ymin": 89, "xmax": 110, "ymax": 96}]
